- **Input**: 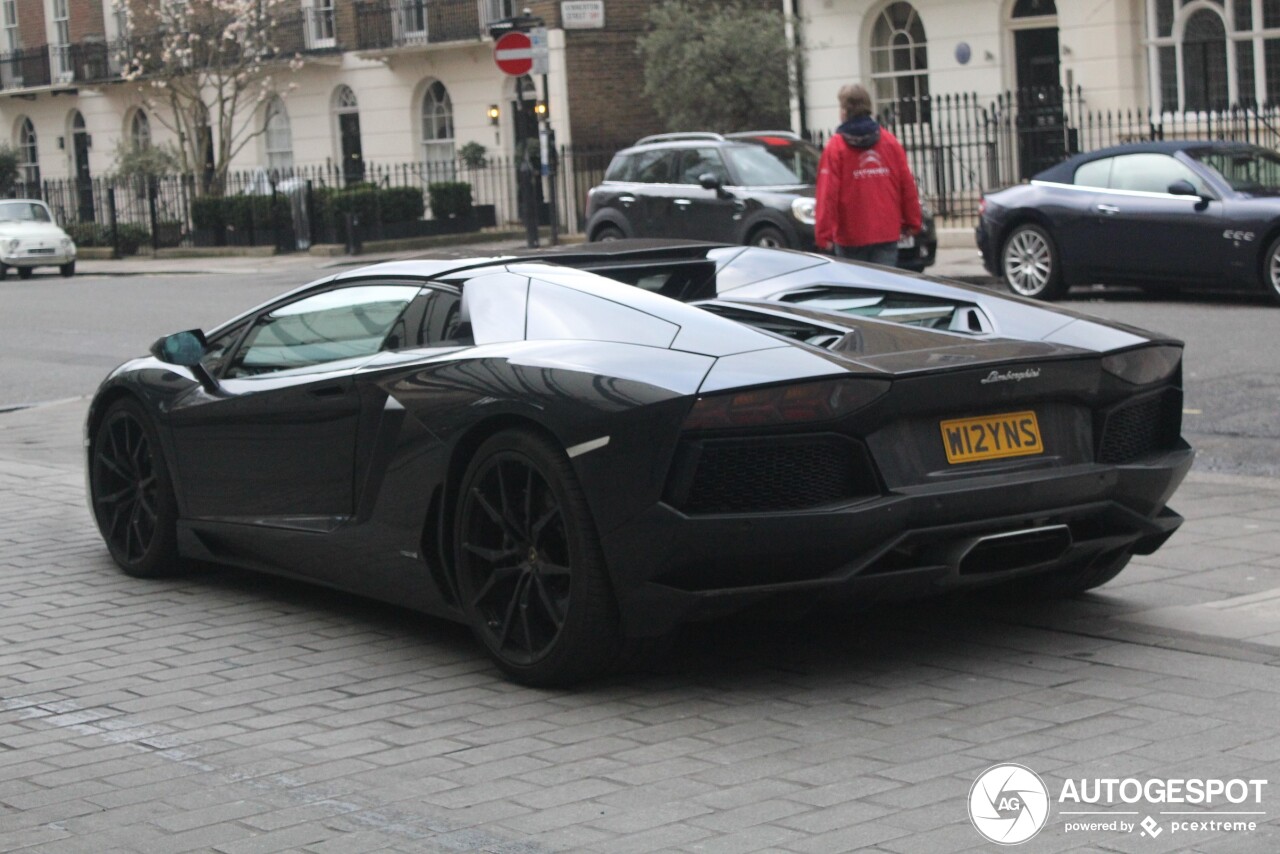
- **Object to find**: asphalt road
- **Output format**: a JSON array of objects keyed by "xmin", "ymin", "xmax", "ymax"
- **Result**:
[{"xmin": 2, "ymin": 267, "xmax": 1276, "ymax": 477}]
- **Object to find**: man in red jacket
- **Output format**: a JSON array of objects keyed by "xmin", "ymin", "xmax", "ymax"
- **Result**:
[{"xmin": 815, "ymin": 84, "xmax": 922, "ymax": 266}]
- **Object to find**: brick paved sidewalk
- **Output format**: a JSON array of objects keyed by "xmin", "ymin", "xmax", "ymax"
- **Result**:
[{"xmin": 1, "ymin": 399, "xmax": 1278, "ymax": 853}]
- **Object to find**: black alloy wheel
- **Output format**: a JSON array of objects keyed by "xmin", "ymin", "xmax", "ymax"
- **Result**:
[
  {"xmin": 60, "ymin": 260, "xmax": 75, "ymax": 277},
  {"xmin": 90, "ymin": 399, "xmax": 182, "ymax": 577},
  {"xmin": 455, "ymin": 429, "xmax": 620, "ymax": 685},
  {"xmin": 593, "ymin": 224, "xmax": 624, "ymax": 242},
  {"xmin": 17, "ymin": 266, "xmax": 32, "ymax": 280}
]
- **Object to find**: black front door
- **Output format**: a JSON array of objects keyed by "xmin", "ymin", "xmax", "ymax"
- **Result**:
[
  {"xmin": 1014, "ymin": 28, "xmax": 1065, "ymax": 179},
  {"xmin": 339, "ymin": 112, "xmax": 364, "ymax": 185},
  {"xmin": 73, "ymin": 125, "xmax": 94, "ymax": 223}
]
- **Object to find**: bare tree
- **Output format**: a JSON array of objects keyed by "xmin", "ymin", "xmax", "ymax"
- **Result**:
[{"xmin": 115, "ymin": 0, "xmax": 303, "ymax": 192}]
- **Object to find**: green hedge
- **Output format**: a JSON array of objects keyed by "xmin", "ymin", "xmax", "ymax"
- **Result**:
[
  {"xmin": 65, "ymin": 222, "xmax": 164, "ymax": 255},
  {"xmin": 427, "ymin": 182, "xmax": 473, "ymax": 219},
  {"xmin": 191, "ymin": 194, "xmax": 289, "ymax": 233},
  {"xmin": 312, "ymin": 184, "xmax": 425, "ymax": 228}
]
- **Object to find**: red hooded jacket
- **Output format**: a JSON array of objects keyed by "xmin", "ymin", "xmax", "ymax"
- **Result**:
[{"xmin": 815, "ymin": 122, "xmax": 922, "ymax": 250}]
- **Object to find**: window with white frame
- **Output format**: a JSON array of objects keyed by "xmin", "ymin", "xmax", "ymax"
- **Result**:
[
  {"xmin": 51, "ymin": 0, "xmax": 72, "ymax": 81},
  {"xmin": 1145, "ymin": 0, "xmax": 1280, "ymax": 111},
  {"xmin": 479, "ymin": 0, "xmax": 513, "ymax": 26},
  {"xmin": 421, "ymin": 80, "xmax": 455, "ymax": 178},
  {"xmin": 307, "ymin": 0, "xmax": 335, "ymax": 49},
  {"xmin": 264, "ymin": 98, "xmax": 294, "ymax": 172},
  {"xmin": 869, "ymin": 2, "xmax": 929, "ymax": 123},
  {"xmin": 2, "ymin": 0, "xmax": 18, "ymax": 52},
  {"xmin": 18, "ymin": 117, "xmax": 39, "ymax": 189}
]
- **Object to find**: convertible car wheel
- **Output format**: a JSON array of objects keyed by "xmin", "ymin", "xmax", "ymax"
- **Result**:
[
  {"xmin": 1263, "ymin": 235, "xmax": 1280, "ymax": 305},
  {"xmin": 455, "ymin": 429, "xmax": 621, "ymax": 686},
  {"xmin": 90, "ymin": 399, "xmax": 182, "ymax": 578},
  {"xmin": 1001, "ymin": 223, "xmax": 1065, "ymax": 300}
]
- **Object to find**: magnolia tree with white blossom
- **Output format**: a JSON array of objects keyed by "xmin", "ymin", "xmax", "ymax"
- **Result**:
[{"xmin": 114, "ymin": 0, "xmax": 304, "ymax": 192}]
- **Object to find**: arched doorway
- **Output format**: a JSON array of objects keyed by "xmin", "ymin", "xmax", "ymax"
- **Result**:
[{"xmin": 334, "ymin": 86, "xmax": 363, "ymax": 185}]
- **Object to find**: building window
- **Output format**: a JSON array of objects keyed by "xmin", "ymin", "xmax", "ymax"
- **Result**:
[
  {"xmin": 307, "ymin": 0, "xmax": 335, "ymax": 49},
  {"xmin": 51, "ymin": 0, "xmax": 72, "ymax": 81},
  {"xmin": 1148, "ymin": 0, "xmax": 1270, "ymax": 110},
  {"xmin": 421, "ymin": 80, "xmax": 455, "ymax": 177},
  {"xmin": 18, "ymin": 117, "xmax": 39, "ymax": 190},
  {"xmin": 869, "ymin": 2, "xmax": 929, "ymax": 123},
  {"xmin": 264, "ymin": 98, "xmax": 294, "ymax": 172},
  {"xmin": 2, "ymin": 0, "xmax": 18, "ymax": 52},
  {"xmin": 130, "ymin": 110, "xmax": 151, "ymax": 149}
]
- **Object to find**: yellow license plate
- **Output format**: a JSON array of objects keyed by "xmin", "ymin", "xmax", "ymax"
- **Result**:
[{"xmin": 940, "ymin": 410, "xmax": 1044, "ymax": 464}]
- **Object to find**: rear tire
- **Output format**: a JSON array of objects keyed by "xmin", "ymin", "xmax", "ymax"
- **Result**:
[
  {"xmin": 592, "ymin": 225, "xmax": 624, "ymax": 242},
  {"xmin": 89, "ymin": 398, "xmax": 184, "ymax": 578},
  {"xmin": 17, "ymin": 266, "xmax": 32, "ymax": 280},
  {"xmin": 1001, "ymin": 223, "xmax": 1065, "ymax": 300},
  {"xmin": 60, "ymin": 260, "xmax": 75, "ymax": 277},
  {"xmin": 1261, "ymin": 235, "xmax": 1280, "ymax": 305},
  {"xmin": 749, "ymin": 225, "xmax": 789, "ymax": 249},
  {"xmin": 454, "ymin": 429, "xmax": 623, "ymax": 686}
]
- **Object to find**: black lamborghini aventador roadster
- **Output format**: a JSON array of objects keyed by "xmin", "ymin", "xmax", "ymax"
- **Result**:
[{"xmin": 87, "ymin": 241, "xmax": 1193, "ymax": 685}]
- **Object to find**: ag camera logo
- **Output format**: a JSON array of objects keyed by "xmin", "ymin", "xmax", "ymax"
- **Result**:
[{"xmin": 969, "ymin": 763, "xmax": 1051, "ymax": 845}]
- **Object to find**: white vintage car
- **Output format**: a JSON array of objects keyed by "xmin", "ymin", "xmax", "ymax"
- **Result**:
[{"xmin": 0, "ymin": 199, "xmax": 76, "ymax": 279}]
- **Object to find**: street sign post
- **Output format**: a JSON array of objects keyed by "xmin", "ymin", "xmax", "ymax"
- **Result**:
[{"xmin": 493, "ymin": 31, "xmax": 533, "ymax": 77}]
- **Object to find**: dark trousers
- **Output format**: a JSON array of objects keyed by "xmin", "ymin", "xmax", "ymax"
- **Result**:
[{"xmin": 834, "ymin": 241, "xmax": 899, "ymax": 267}]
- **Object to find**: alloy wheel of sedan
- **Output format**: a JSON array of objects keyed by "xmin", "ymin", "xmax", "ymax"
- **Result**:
[
  {"xmin": 455, "ymin": 430, "xmax": 620, "ymax": 685},
  {"xmin": 1002, "ymin": 224, "xmax": 1064, "ymax": 300},
  {"xmin": 90, "ymin": 399, "xmax": 181, "ymax": 577},
  {"xmin": 750, "ymin": 226, "xmax": 788, "ymax": 249}
]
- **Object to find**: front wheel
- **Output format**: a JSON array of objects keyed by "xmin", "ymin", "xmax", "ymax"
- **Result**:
[
  {"xmin": 1001, "ymin": 223, "xmax": 1065, "ymax": 300},
  {"xmin": 1260, "ymin": 235, "xmax": 1280, "ymax": 305},
  {"xmin": 90, "ymin": 398, "xmax": 183, "ymax": 577},
  {"xmin": 749, "ymin": 225, "xmax": 789, "ymax": 249},
  {"xmin": 17, "ymin": 266, "xmax": 32, "ymax": 280},
  {"xmin": 454, "ymin": 429, "xmax": 622, "ymax": 686},
  {"xmin": 60, "ymin": 260, "xmax": 75, "ymax": 277},
  {"xmin": 592, "ymin": 225, "xmax": 624, "ymax": 242}
]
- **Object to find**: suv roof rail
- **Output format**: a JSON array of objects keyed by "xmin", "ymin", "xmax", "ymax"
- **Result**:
[
  {"xmin": 634, "ymin": 132, "xmax": 726, "ymax": 145},
  {"xmin": 724, "ymin": 130, "xmax": 802, "ymax": 140}
]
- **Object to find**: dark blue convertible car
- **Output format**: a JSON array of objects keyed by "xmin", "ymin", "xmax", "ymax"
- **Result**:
[{"xmin": 976, "ymin": 140, "xmax": 1280, "ymax": 303}]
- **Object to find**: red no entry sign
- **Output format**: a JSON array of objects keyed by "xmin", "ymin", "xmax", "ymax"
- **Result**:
[{"xmin": 494, "ymin": 32, "xmax": 533, "ymax": 76}]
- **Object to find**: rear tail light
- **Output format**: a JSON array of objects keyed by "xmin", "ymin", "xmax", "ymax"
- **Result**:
[
  {"xmin": 1102, "ymin": 345, "xmax": 1182, "ymax": 385},
  {"xmin": 682, "ymin": 378, "xmax": 889, "ymax": 431}
]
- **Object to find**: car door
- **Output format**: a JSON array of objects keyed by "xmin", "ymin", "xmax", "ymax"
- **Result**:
[
  {"xmin": 167, "ymin": 282, "xmax": 423, "ymax": 523},
  {"xmin": 1090, "ymin": 152, "xmax": 1223, "ymax": 283},
  {"xmin": 624, "ymin": 148, "xmax": 681, "ymax": 237},
  {"xmin": 666, "ymin": 146, "xmax": 742, "ymax": 242}
]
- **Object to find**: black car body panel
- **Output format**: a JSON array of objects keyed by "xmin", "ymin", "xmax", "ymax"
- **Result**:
[
  {"xmin": 976, "ymin": 140, "xmax": 1280, "ymax": 295},
  {"xmin": 88, "ymin": 242, "xmax": 1191, "ymax": 653}
]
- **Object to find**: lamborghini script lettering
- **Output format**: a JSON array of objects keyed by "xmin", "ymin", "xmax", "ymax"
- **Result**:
[{"xmin": 981, "ymin": 368, "xmax": 1042, "ymax": 384}]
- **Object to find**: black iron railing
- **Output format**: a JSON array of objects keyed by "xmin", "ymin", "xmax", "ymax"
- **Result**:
[{"xmin": 354, "ymin": 0, "xmax": 483, "ymax": 50}]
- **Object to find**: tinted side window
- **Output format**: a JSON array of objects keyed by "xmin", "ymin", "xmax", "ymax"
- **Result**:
[
  {"xmin": 201, "ymin": 321, "xmax": 249, "ymax": 377},
  {"xmin": 677, "ymin": 147, "xmax": 729, "ymax": 184},
  {"xmin": 1073, "ymin": 158, "xmax": 1112, "ymax": 188},
  {"xmin": 1108, "ymin": 153, "xmax": 1204, "ymax": 194},
  {"xmin": 632, "ymin": 149, "xmax": 678, "ymax": 183},
  {"xmin": 226, "ymin": 285, "xmax": 419, "ymax": 377},
  {"xmin": 604, "ymin": 154, "xmax": 632, "ymax": 182}
]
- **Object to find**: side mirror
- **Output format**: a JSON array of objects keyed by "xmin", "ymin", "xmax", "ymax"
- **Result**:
[
  {"xmin": 1167, "ymin": 179, "xmax": 1200, "ymax": 197},
  {"xmin": 698, "ymin": 172, "xmax": 732, "ymax": 198},
  {"xmin": 150, "ymin": 329, "xmax": 208, "ymax": 366},
  {"xmin": 150, "ymin": 329, "xmax": 221, "ymax": 393}
]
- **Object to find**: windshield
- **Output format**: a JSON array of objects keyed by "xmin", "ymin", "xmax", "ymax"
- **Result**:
[
  {"xmin": 1188, "ymin": 147, "xmax": 1280, "ymax": 193},
  {"xmin": 725, "ymin": 139, "xmax": 820, "ymax": 185},
  {"xmin": 0, "ymin": 202, "xmax": 51, "ymax": 223}
]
